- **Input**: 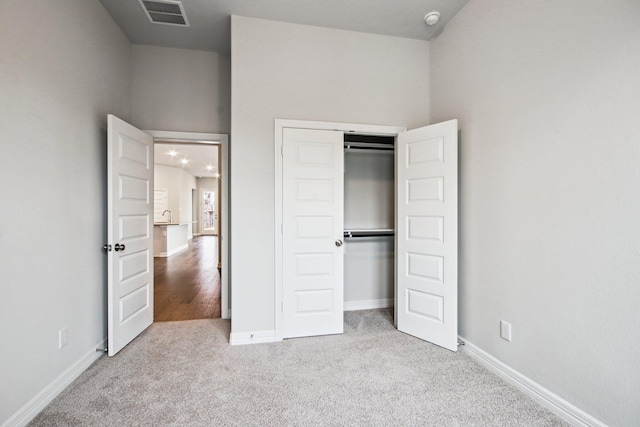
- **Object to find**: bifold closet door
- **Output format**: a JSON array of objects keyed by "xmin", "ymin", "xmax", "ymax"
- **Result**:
[
  {"xmin": 282, "ymin": 128, "xmax": 344, "ymax": 339},
  {"xmin": 396, "ymin": 120, "xmax": 458, "ymax": 352}
]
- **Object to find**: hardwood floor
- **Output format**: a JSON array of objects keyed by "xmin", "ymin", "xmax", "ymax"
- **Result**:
[{"xmin": 154, "ymin": 235, "xmax": 221, "ymax": 321}]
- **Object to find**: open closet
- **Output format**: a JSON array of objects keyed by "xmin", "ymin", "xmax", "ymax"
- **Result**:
[
  {"xmin": 276, "ymin": 119, "xmax": 459, "ymax": 351},
  {"xmin": 343, "ymin": 134, "xmax": 396, "ymax": 312}
]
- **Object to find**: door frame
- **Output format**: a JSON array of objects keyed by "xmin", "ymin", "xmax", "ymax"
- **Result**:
[
  {"xmin": 274, "ymin": 119, "xmax": 405, "ymax": 341},
  {"xmin": 146, "ymin": 130, "xmax": 231, "ymax": 320}
]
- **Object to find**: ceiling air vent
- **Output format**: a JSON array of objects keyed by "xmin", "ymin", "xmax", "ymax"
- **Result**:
[{"xmin": 139, "ymin": 0, "xmax": 190, "ymax": 27}]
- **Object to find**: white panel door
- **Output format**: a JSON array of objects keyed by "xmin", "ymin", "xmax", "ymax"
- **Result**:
[
  {"xmin": 107, "ymin": 115, "xmax": 154, "ymax": 356},
  {"xmin": 282, "ymin": 128, "xmax": 344, "ymax": 338},
  {"xmin": 397, "ymin": 120, "xmax": 458, "ymax": 351}
]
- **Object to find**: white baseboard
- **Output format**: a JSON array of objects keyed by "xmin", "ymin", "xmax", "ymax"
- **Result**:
[
  {"xmin": 459, "ymin": 337, "xmax": 606, "ymax": 427},
  {"xmin": 156, "ymin": 243, "xmax": 189, "ymax": 258},
  {"xmin": 229, "ymin": 330, "xmax": 276, "ymax": 345},
  {"xmin": 344, "ymin": 298, "xmax": 393, "ymax": 311},
  {"xmin": 3, "ymin": 339, "xmax": 106, "ymax": 427}
]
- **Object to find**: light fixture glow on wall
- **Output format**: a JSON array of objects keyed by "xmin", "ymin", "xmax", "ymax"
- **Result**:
[{"xmin": 424, "ymin": 11, "xmax": 440, "ymax": 26}]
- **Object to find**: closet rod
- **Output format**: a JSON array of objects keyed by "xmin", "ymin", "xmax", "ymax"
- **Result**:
[
  {"xmin": 344, "ymin": 229, "xmax": 395, "ymax": 238},
  {"xmin": 344, "ymin": 143, "xmax": 394, "ymax": 151}
]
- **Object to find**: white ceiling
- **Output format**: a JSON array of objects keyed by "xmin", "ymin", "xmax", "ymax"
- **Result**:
[
  {"xmin": 154, "ymin": 143, "xmax": 219, "ymax": 178},
  {"xmin": 99, "ymin": 0, "xmax": 469, "ymax": 54}
]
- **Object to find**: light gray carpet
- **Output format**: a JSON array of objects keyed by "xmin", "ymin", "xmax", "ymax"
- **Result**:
[{"xmin": 30, "ymin": 309, "xmax": 568, "ymax": 426}]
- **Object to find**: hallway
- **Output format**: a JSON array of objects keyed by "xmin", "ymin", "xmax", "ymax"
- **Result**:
[{"xmin": 154, "ymin": 235, "xmax": 221, "ymax": 321}]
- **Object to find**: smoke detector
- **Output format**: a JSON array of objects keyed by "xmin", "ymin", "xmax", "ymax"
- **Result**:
[
  {"xmin": 424, "ymin": 12, "xmax": 440, "ymax": 26},
  {"xmin": 139, "ymin": 0, "xmax": 190, "ymax": 27}
]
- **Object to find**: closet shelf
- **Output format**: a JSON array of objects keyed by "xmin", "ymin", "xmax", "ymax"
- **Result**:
[{"xmin": 344, "ymin": 229, "xmax": 395, "ymax": 238}]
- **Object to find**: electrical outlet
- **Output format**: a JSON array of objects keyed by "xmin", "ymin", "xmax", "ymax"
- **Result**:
[
  {"xmin": 59, "ymin": 328, "xmax": 68, "ymax": 349},
  {"xmin": 500, "ymin": 320, "xmax": 512, "ymax": 342}
]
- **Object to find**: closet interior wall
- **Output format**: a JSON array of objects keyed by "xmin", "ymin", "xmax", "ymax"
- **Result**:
[{"xmin": 343, "ymin": 136, "xmax": 395, "ymax": 307}]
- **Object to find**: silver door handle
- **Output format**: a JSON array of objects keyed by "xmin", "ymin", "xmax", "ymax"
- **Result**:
[
  {"xmin": 114, "ymin": 243, "xmax": 126, "ymax": 252},
  {"xmin": 335, "ymin": 240, "xmax": 343, "ymax": 247}
]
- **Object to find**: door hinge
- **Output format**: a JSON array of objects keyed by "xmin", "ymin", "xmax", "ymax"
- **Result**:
[
  {"xmin": 281, "ymin": 145, "xmax": 283, "ymax": 156},
  {"xmin": 281, "ymin": 300, "xmax": 284, "ymax": 312}
]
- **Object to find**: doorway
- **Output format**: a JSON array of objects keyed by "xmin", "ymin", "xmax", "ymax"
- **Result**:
[
  {"xmin": 106, "ymin": 118, "xmax": 230, "ymax": 355},
  {"xmin": 153, "ymin": 141, "xmax": 221, "ymax": 321},
  {"xmin": 147, "ymin": 130, "xmax": 230, "ymax": 320}
]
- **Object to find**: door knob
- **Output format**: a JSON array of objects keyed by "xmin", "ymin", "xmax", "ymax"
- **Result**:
[
  {"xmin": 335, "ymin": 240, "xmax": 343, "ymax": 247},
  {"xmin": 114, "ymin": 243, "xmax": 126, "ymax": 252}
]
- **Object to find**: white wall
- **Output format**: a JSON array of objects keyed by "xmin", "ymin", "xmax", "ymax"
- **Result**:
[
  {"xmin": 154, "ymin": 165, "xmax": 197, "ymax": 237},
  {"xmin": 131, "ymin": 45, "xmax": 231, "ymax": 134},
  {"xmin": 154, "ymin": 165, "xmax": 182, "ymax": 222},
  {"xmin": 0, "ymin": 0, "xmax": 131, "ymax": 423},
  {"xmin": 430, "ymin": 1, "xmax": 640, "ymax": 425},
  {"xmin": 230, "ymin": 16, "xmax": 429, "ymax": 335},
  {"xmin": 180, "ymin": 167, "xmax": 197, "ymax": 238}
]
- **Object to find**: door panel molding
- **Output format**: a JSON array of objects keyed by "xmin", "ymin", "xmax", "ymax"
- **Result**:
[
  {"xmin": 275, "ymin": 119, "xmax": 458, "ymax": 350},
  {"xmin": 107, "ymin": 115, "xmax": 154, "ymax": 356},
  {"xmin": 274, "ymin": 120, "xmax": 405, "ymax": 341},
  {"xmin": 281, "ymin": 128, "xmax": 344, "ymax": 338},
  {"xmin": 397, "ymin": 119, "xmax": 458, "ymax": 351}
]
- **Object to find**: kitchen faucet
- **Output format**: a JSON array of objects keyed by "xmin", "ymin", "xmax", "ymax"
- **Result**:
[{"xmin": 162, "ymin": 210, "xmax": 172, "ymax": 223}]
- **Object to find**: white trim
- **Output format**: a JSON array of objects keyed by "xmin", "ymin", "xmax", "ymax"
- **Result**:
[
  {"xmin": 146, "ymin": 130, "xmax": 224, "ymax": 142},
  {"xmin": 275, "ymin": 119, "xmax": 406, "ymax": 136},
  {"xmin": 274, "ymin": 124, "xmax": 283, "ymax": 341},
  {"xmin": 2, "ymin": 339, "xmax": 106, "ymax": 427},
  {"xmin": 156, "ymin": 243, "xmax": 188, "ymax": 258},
  {"xmin": 460, "ymin": 337, "xmax": 606, "ymax": 427},
  {"xmin": 344, "ymin": 298, "xmax": 394, "ymax": 311},
  {"xmin": 219, "ymin": 138, "xmax": 230, "ymax": 320},
  {"xmin": 229, "ymin": 330, "xmax": 277, "ymax": 346},
  {"xmin": 274, "ymin": 119, "xmax": 406, "ymax": 342},
  {"xmin": 145, "ymin": 130, "xmax": 231, "ymax": 320}
]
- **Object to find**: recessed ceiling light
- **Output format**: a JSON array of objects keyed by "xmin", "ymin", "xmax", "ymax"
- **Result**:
[
  {"xmin": 180, "ymin": 158, "xmax": 189, "ymax": 165},
  {"xmin": 424, "ymin": 11, "xmax": 440, "ymax": 26},
  {"xmin": 168, "ymin": 150, "xmax": 177, "ymax": 157},
  {"xmin": 206, "ymin": 165, "xmax": 214, "ymax": 171}
]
